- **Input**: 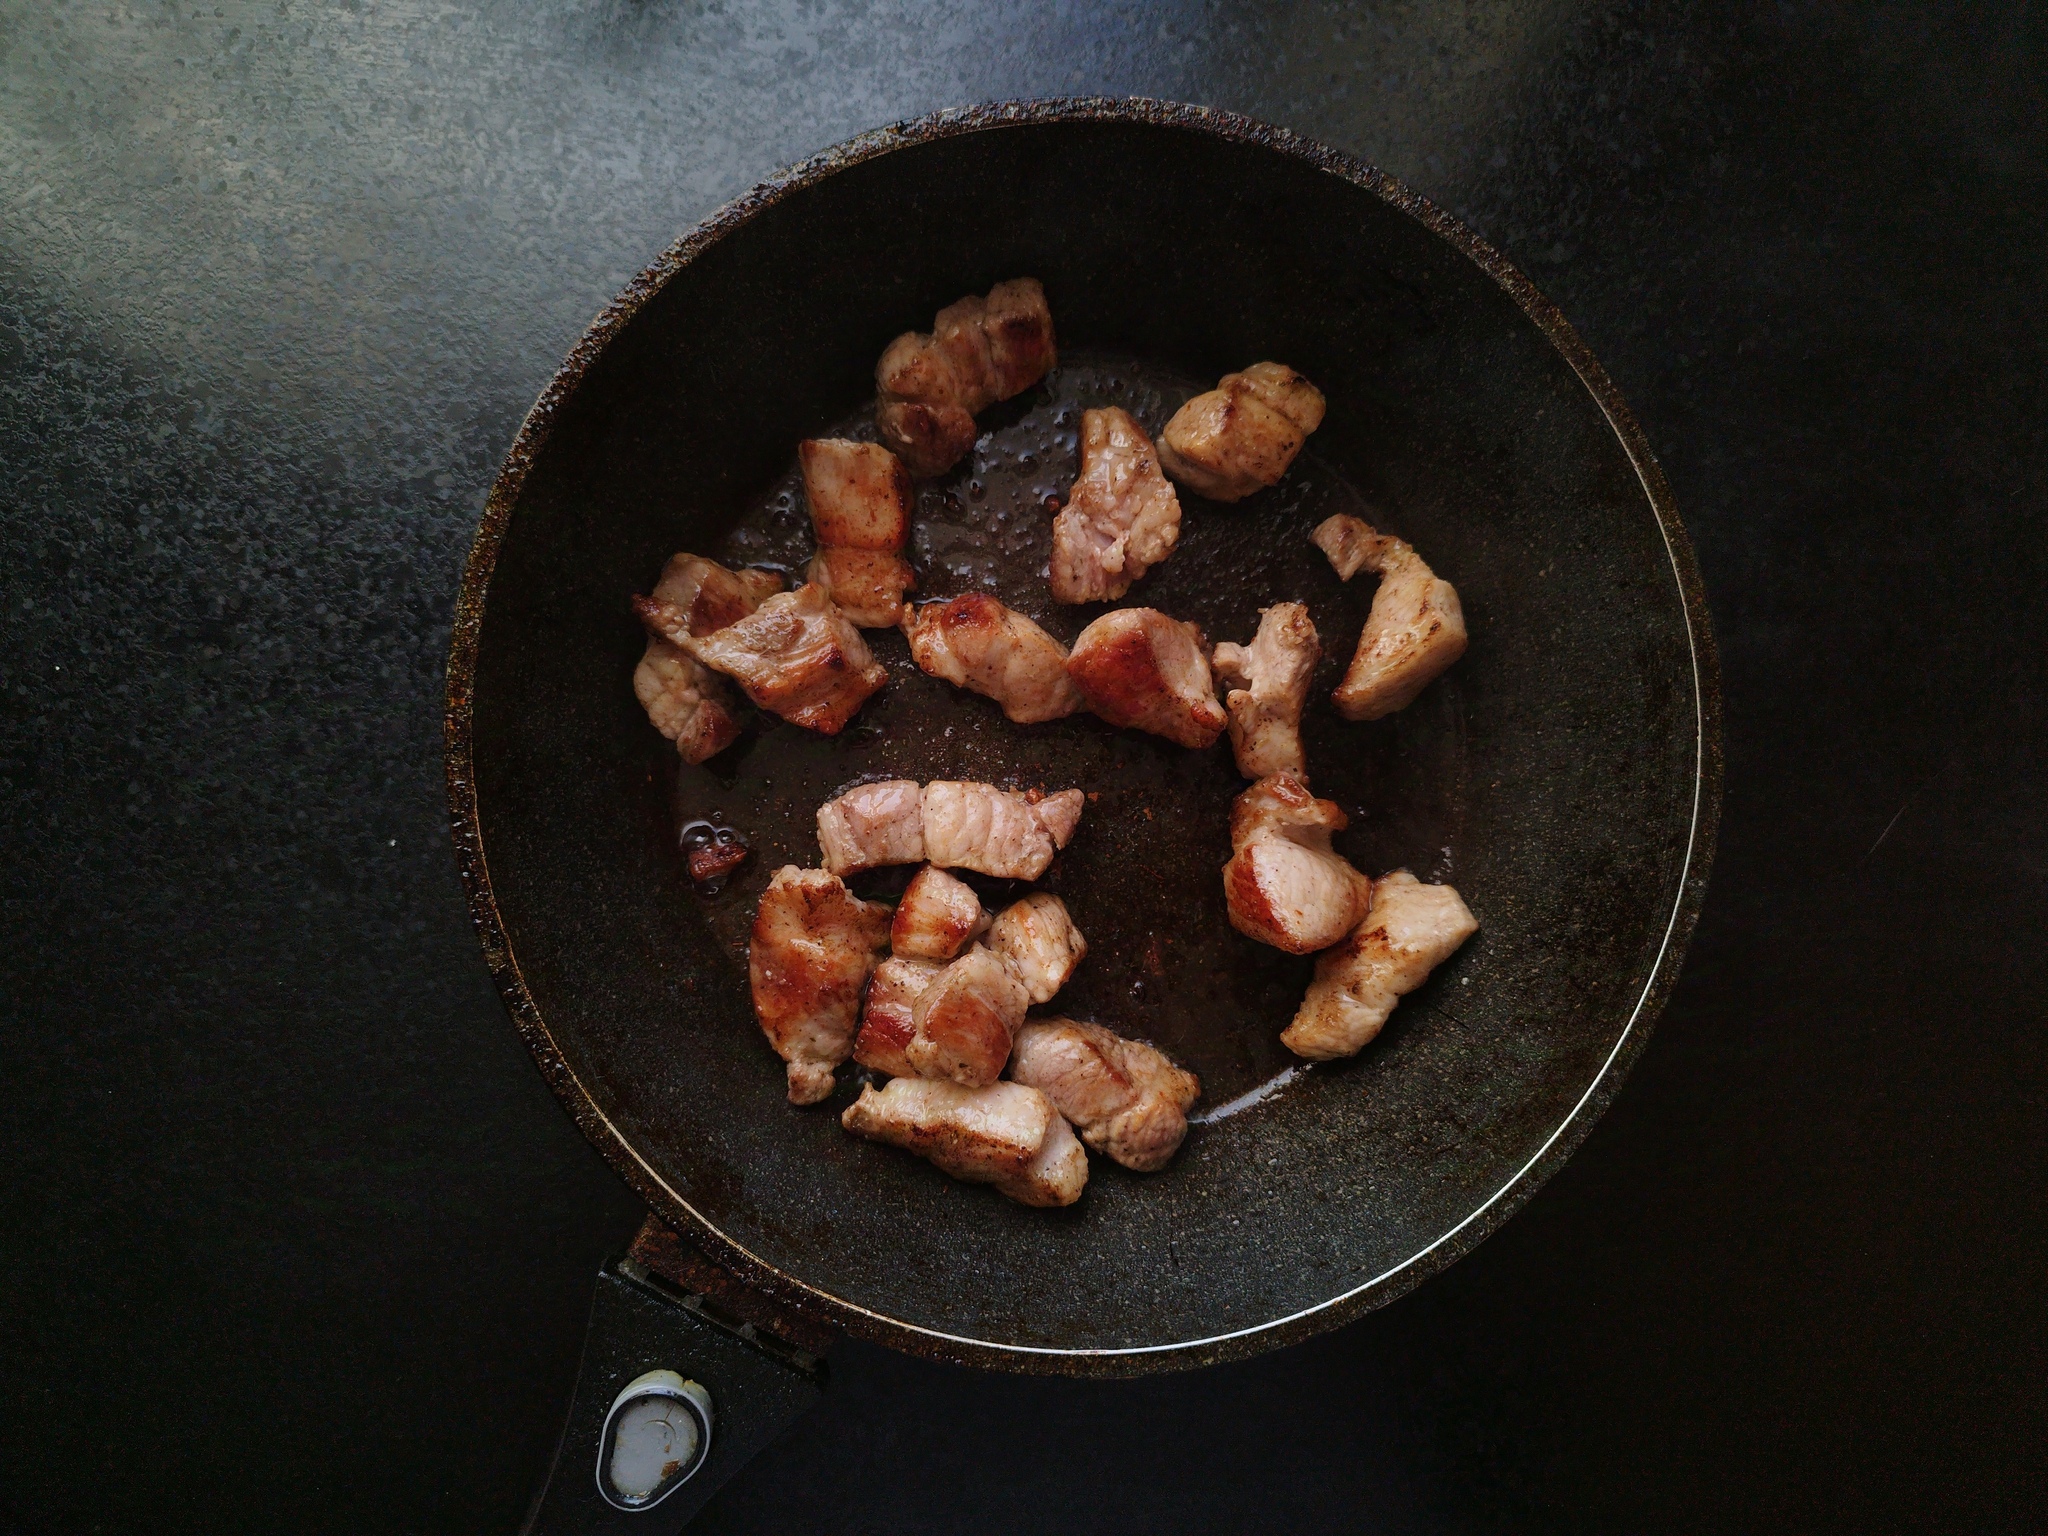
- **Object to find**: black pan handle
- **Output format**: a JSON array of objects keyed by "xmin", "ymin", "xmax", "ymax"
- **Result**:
[{"xmin": 522, "ymin": 1218, "xmax": 831, "ymax": 1534}]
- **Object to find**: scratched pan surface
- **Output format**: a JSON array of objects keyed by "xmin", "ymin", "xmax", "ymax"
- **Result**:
[{"xmin": 448, "ymin": 102, "xmax": 1720, "ymax": 1374}]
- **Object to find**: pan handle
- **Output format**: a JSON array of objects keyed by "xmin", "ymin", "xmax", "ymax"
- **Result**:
[{"xmin": 522, "ymin": 1217, "xmax": 833, "ymax": 1534}]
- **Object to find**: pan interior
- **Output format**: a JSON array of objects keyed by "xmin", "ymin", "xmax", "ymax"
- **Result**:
[{"xmin": 466, "ymin": 117, "xmax": 1703, "ymax": 1362}]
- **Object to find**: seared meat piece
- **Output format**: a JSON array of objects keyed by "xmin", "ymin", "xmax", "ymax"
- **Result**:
[
  {"xmin": 986, "ymin": 893, "xmax": 1087, "ymax": 1004},
  {"xmin": 800, "ymin": 439, "xmax": 916, "ymax": 627},
  {"xmin": 1316, "ymin": 516, "xmax": 1468, "ymax": 720},
  {"xmin": 852, "ymin": 955, "xmax": 945, "ymax": 1078},
  {"xmin": 805, "ymin": 547, "xmax": 916, "ymax": 629},
  {"xmin": 630, "ymin": 555, "xmax": 785, "ymax": 764},
  {"xmin": 922, "ymin": 781, "xmax": 1086, "ymax": 881},
  {"xmin": 1223, "ymin": 773, "xmax": 1375, "ymax": 953},
  {"xmin": 749, "ymin": 866, "xmax": 893, "ymax": 1104},
  {"xmin": 1283, "ymin": 871, "xmax": 1478, "ymax": 1059},
  {"xmin": 1009, "ymin": 1019, "xmax": 1199, "ymax": 1172},
  {"xmin": 890, "ymin": 865, "xmax": 991, "ymax": 961},
  {"xmin": 903, "ymin": 593, "xmax": 1084, "ymax": 724},
  {"xmin": 664, "ymin": 583, "xmax": 887, "ymax": 735},
  {"xmin": 800, "ymin": 438, "xmax": 913, "ymax": 549},
  {"xmin": 841, "ymin": 1077, "xmax": 1087, "ymax": 1207},
  {"xmin": 875, "ymin": 278, "xmax": 1057, "ymax": 477},
  {"xmin": 1212, "ymin": 602, "xmax": 1320, "ymax": 779},
  {"xmin": 907, "ymin": 946, "xmax": 1031, "ymax": 1087},
  {"xmin": 1049, "ymin": 408, "xmax": 1181, "ymax": 603},
  {"xmin": 1158, "ymin": 362, "xmax": 1326, "ymax": 502},
  {"xmin": 1066, "ymin": 608, "xmax": 1227, "ymax": 749},
  {"xmin": 816, "ymin": 779, "xmax": 925, "ymax": 877}
]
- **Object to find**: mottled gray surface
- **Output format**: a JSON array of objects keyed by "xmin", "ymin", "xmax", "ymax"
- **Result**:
[{"xmin": 3, "ymin": 4, "xmax": 2043, "ymax": 1533}]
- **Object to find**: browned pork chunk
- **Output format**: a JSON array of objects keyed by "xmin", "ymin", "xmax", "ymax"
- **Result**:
[
  {"xmin": 1066, "ymin": 608, "xmax": 1227, "ymax": 749},
  {"xmin": 800, "ymin": 439, "xmax": 916, "ymax": 627},
  {"xmin": 921, "ymin": 782, "xmax": 1085, "ymax": 880},
  {"xmin": 902, "ymin": 593, "xmax": 1084, "ymax": 724},
  {"xmin": 875, "ymin": 279, "xmax": 1056, "ymax": 477},
  {"xmin": 1282, "ymin": 871, "xmax": 1478, "ymax": 1059},
  {"xmin": 749, "ymin": 866, "xmax": 893, "ymax": 1104},
  {"xmin": 890, "ymin": 865, "xmax": 991, "ymax": 961},
  {"xmin": 852, "ymin": 955, "xmax": 945, "ymax": 1078},
  {"xmin": 1222, "ymin": 773, "xmax": 1375, "ymax": 953},
  {"xmin": 907, "ymin": 946, "xmax": 1032, "ymax": 1087},
  {"xmin": 1049, "ymin": 407, "xmax": 1182, "ymax": 603},
  {"xmin": 1158, "ymin": 362, "xmax": 1326, "ymax": 502},
  {"xmin": 630, "ymin": 554, "xmax": 786, "ymax": 764},
  {"xmin": 816, "ymin": 778, "xmax": 926, "ymax": 877},
  {"xmin": 662, "ymin": 582, "xmax": 887, "ymax": 735},
  {"xmin": 1314, "ymin": 515, "xmax": 1468, "ymax": 720},
  {"xmin": 841, "ymin": 1077, "xmax": 1087, "ymax": 1206},
  {"xmin": 986, "ymin": 893, "xmax": 1087, "ymax": 1005},
  {"xmin": 1008, "ymin": 1018, "xmax": 1200, "ymax": 1172},
  {"xmin": 1212, "ymin": 602, "xmax": 1320, "ymax": 779}
]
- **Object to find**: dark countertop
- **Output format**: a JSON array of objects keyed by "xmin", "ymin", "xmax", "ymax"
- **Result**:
[{"xmin": 2, "ymin": 5, "xmax": 2041, "ymax": 1532}]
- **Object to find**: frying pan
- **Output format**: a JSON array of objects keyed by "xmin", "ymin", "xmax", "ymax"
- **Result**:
[{"xmin": 446, "ymin": 99, "xmax": 1720, "ymax": 1526}]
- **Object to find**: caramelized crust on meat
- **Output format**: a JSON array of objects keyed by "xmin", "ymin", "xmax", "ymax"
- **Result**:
[
  {"xmin": 1066, "ymin": 608, "xmax": 1227, "ymax": 749},
  {"xmin": 816, "ymin": 779, "xmax": 925, "ymax": 876},
  {"xmin": 749, "ymin": 866, "xmax": 893, "ymax": 1104},
  {"xmin": 841, "ymin": 1077, "xmax": 1087, "ymax": 1207},
  {"xmin": 1222, "ymin": 773, "xmax": 1375, "ymax": 953},
  {"xmin": 630, "ymin": 555, "xmax": 785, "ymax": 764},
  {"xmin": 1009, "ymin": 1018, "xmax": 1200, "ymax": 1172},
  {"xmin": 1316, "ymin": 515, "xmax": 1468, "ymax": 720},
  {"xmin": 1158, "ymin": 362, "xmax": 1326, "ymax": 502},
  {"xmin": 852, "ymin": 955, "xmax": 944, "ymax": 1077},
  {"xmin": 668, "ymin": 583, "xmax": 888, "ymax": 734},
  {"xmin": 986, "ymin": 893, "xmax": 1087, "ymax": 1004},
  {"xmin": 902, "ymin": 593, "xmax": 1085, "ymax": 724},
  {"xmin": 890, "ymin": 865, "xmax": 991, "ymax": 961},
  {"xmin": 1212, "ymin": 602, "xmax": 1320, "ymax": 779},
  {"xmin": 805, "ymin": 547, "xmax": 916, "ymax": 629},
  {"xmin": 906, "ymin": 947, "xmax": 1031, "ymax": 1088},
  {"xmin": 1049, "ymin": 407, "xmax": 1181, "ymax": 603},
  {"xmin": 800, "ymin": 438, "xmax": 914, "ymax": 550},
  {"xmin": 1282, "ymin": 871, "xmax": 1478, "ymax": 1059},
  {"xmin": 921, "ymin": 781, "xmax": 1085, "ymax": 880},
  {"xmin": 876, "ymin": 278, "xmax": 1057, "ymax": 477}
]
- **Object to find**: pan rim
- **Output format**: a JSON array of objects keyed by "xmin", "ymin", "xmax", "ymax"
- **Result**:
[{"xmin": 445, "ymin": 96, "xmax": 1724, "ymax": 1374}]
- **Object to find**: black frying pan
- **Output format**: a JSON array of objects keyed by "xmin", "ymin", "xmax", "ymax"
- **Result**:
[{"xmin": 446, "ymin": 98, "xmax": 1720, "ymax": 1522}]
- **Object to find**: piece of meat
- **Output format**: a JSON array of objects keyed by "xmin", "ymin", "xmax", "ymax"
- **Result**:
[
  {"xmin": 1066, "ymin": 608, "xmax": 1227, "ymax": 749},
  {"xmin": 1211, "ymin": 602, "xmax": 1321, "ymax": 779},
  {"xmin": 1158, "ymin": 361, "xmax": 1326, "ymax": 502},
  {"xmin": 800, "ymin": 438, "xmax": 913, "ymax": 550},
  {"xmin": 1049, "ymin": 407, "xmax": 1182, "ymax": 603},
  {"xmin": 663, "ymin": 582, "xmax": 887, "ymax": 734},
  {"xmin": 907, "ymin": 947, "xmax": 1032, "ymax": 1087},
  {"xmin": 1317, "ymin": 516, "xmax": 1469, "ymax": 720},
  {"xmin": 629, "ymin": 555, "xmax": 785, "ymax": 764},
  {"xmin": 852, "ymin": 955, "xmax": 945, "ymax": 1078},
  {"xmin": 1222, "ymin": 772, "xmax": 1375, "ymax": 953},
  {"xmin": 890, "ymin": 865, "xmax": 991, "ymax": 961},
  {"xmin": 816, "ymin": 779, "xmax": 925, "ymax": 876},
  {"xmin": 841, "ymin": 1077, "xmax": 1087, "ymax": 1207},
  {"xmin": 1282, "ymin": 871, "xmax": 1478, "ymax": 1059},
  {"xmin": 986, "ymin": 893, "xmax": 1087, "ymax": 1004},
  {"xmin": 632, "ymin": 634, "xmax": 744, "ymax": 765},
  {"xmin": 921, "ymin": 781, "xmax": 1085, "ymax": 880},
  {"xmin": 1008, "ymin": 1018, "xmax": 1200, "ymax": 1172},
  {"xmin": 875, "ymin": 278, "xmax": 1057, "ymax": 477},
  {"xmin": 902, "ymin": 593, "xmax": 1085, "ymax": 724},
  {"xmin": 805, "ymin": 547, "xmax": 916, "ymax": 629},
  {"xmin": 749, "ymin": 866, "xmax": 893, "ymax": 1104}
]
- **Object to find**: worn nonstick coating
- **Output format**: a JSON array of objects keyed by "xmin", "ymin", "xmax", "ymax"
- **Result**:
[{"xmin": 447, "ymin": 100, "xmax": 1721, "ymax": 1374}]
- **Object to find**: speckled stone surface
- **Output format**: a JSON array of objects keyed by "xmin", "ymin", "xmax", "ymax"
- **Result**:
[{"xmin": 2, "ymin": 5, "xmax": 2042, "ymax": 1533}]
